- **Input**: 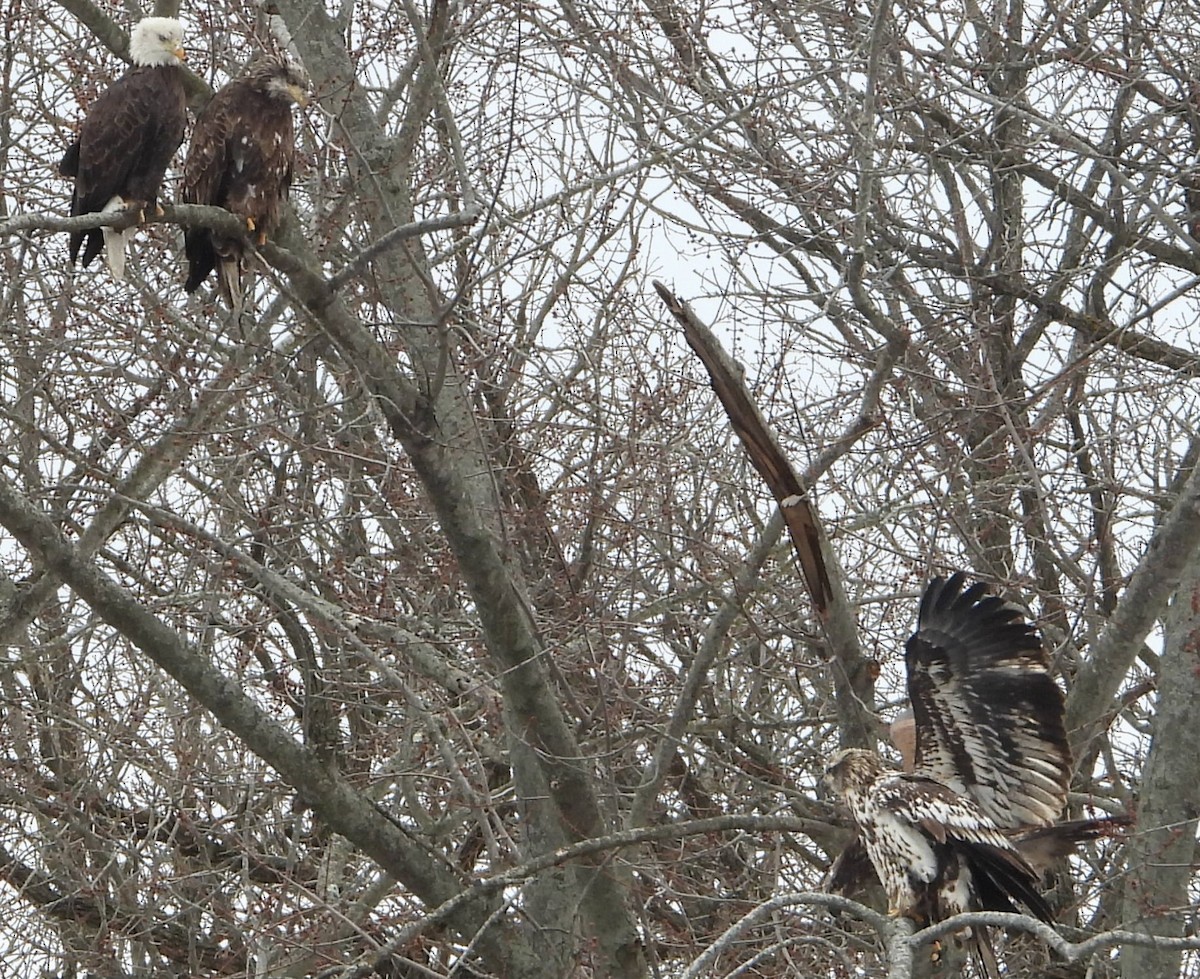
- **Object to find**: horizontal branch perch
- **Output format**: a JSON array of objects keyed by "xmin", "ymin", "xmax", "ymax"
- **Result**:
[
  {"xmin": 0, "ymin": 203, "xmax": 254, "ymax": 238},
  {"xmin": 672, "ymin": 895, "xmax": 1200, "ymax": 979},
  {"xmin": 359, "ymin": 812, "xmax": 843, "ymax": 965},
  {"xmin": 1, "ymin": 203, "xmax": 481, "ymax": 292},
  {"xmin": 913, "ymin": 910, "xmax": 1200, "ymax": 962}
]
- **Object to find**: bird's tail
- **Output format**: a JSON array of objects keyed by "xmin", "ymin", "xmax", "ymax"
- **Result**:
[
  {"xmin": 101, "ymin": 197, "xmax": 133, "ymax": 280},
  {"xmin": 218, "ymin": 257, "xmax": 244, "ymax": 315},
  {"xmin": 970, "ymin": 925, "xmax": 1002, "ymax": 979}
]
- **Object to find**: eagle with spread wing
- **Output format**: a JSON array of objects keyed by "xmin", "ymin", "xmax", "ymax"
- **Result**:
[{"xmin": 824, "ymin": 574, "xmax": 1123, "ymax": 977}]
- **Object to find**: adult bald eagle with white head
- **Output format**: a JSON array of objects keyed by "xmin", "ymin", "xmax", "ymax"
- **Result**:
[
  {"xmin": 823, "ymin": 573, "xmax": 1108, "ymax": 977},
  {"xmin": 59, "ymin": 18, "xmax": 188, "ymax": 280}
]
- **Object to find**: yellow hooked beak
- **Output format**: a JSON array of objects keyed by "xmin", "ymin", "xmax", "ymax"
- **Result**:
[{"xmin": 286, "ymin": 83, "xmax": 309, "ymax": 108}]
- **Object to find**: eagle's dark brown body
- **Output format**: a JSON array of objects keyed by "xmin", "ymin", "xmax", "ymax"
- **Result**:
[
  {"xmin": 61, "ymin": 58, "xmax": 187, "ymax": 271},
  {"xmin": 181, "ymin": 58, "xmax": 306, "ymax": 307}
]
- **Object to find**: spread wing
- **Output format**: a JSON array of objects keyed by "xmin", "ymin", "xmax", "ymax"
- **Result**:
[
  {"xmin": 906, "ymin": 573, "xmax": 1070, "ymax": 828},
  {"xmin": 876, "ymin": 775, "xmax": 1052, "ymax": 922}
]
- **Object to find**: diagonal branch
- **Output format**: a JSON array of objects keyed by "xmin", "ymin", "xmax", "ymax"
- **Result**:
[
  {"xmin": 0, "ymin": 470, "xmax": 531, "ymax": 972},
  {"xmin": 654, "ymin": 280, "xmax": 833, "ymax": 615},
  {"xmin": 0, "ymin": 842, "xmax": 245, "ymax": 974},
  {"xmin": 654, "ymin": 279, "xmax": 884, "ymax": 750},
  {"xmin": 980, "ymin": 273, "xmax": 1200, "ymax": 377},
  {"xmin": 1065, "ymin": 436, "xmax": 1200, "ymax": 760}
]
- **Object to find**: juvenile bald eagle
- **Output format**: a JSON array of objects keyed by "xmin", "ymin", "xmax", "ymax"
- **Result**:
[
  {"xmin": 181, "ymin": 57, "xmax": 308, "ymax": 310},
  {"xmin": 823, "ymin": 574, "xmax": 1096, "ymax": 978},
  {"xmin": 60, "ymin": 18, "xmax": 188, "ymax": 280}
]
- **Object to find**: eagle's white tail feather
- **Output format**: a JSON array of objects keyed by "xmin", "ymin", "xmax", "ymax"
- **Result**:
[
  {"xmin": 102, "ymin": 227, "xmax": 135, "ymax": 281},
  {"xmin": 219, "ymin": 258, "xmax": 244, "ymax": 315},
  {"xmin": 101, "ymin": 197, "xmax": 133, "ymax": 280}
]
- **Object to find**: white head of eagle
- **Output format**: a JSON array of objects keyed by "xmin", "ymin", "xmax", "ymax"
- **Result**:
[{"xmin": 128, "ymin": 17, "xmax": 186, "ymax": 67}]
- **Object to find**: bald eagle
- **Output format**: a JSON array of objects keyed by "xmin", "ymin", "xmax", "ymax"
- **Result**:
[
  {"xmin": 181, "ymin": 57, "xmax": 308, "ymax": 310},
  {"xmin": 823, "ymin": 574, "xmax": 1114, "ymax": 977},
  {"xmin": 60, "ymin": 18, "xmax": 188, "ymax": 280}
]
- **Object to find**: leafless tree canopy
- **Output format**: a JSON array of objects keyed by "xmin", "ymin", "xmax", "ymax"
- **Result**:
[{"xmin": 1, "ymin": 0, "xmax": 1199, "ymax": 976}]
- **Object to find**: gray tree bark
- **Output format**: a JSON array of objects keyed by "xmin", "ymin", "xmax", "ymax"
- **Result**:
[{"xmin": 1118, "ymin": 542, "xmax": 1200, "ymax": 978}]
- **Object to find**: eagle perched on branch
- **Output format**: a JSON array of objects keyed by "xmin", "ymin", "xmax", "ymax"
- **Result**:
[
  {"xmin": 181, "ymin": 57, "xmax": 308, "ymax": 311},
  {"xmin": 824, "ymin": 574, "xmax": 1125, "ymax": 977},
  {"xmin": 59, "ymin": 18, "xmax": 188, "ymax": 280}
]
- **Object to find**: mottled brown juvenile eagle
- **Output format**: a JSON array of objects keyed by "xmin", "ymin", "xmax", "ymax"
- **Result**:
[
  {"xmin": 181, "ymin": 57, "xmax": 308, "ymax": 310},
  {"xmin": 60, "ymin": 18, "xmax": 188, "ymax": 280},
  {"xmin": 823, "ymin": 573, "xmax": 1091, "ymax": 977}
]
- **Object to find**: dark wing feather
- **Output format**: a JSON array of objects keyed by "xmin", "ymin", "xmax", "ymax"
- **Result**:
[
  {"xmin": 907, "ymin": 573, "xmax": 1070, "ymax": 828},
  {"xmin": 182, "ymin": 89, "xmax": 236, "ymax": 209},
  {"xmin": 956, "ymin": 834, "xmax": 1053, "ymax": 921},
  {"xmin": 829, "ymin": 815, "xmax": 1129, "ymax": 899},
  {"xmin": 59, "ymin": 140, "xmax": 80, "ymax": 178},
  {"xmin": 880, "ymin": 775, "xmax": 1052, "ymax": 921},
  {"xmin": 181, "ymin": 90, "xmax": 237, "ymax": 292}
]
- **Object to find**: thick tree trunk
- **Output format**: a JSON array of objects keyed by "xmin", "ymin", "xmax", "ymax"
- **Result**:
[{"xmin": 1118, "ymin": 550, "xmax": 1200, "ymax": 978}]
